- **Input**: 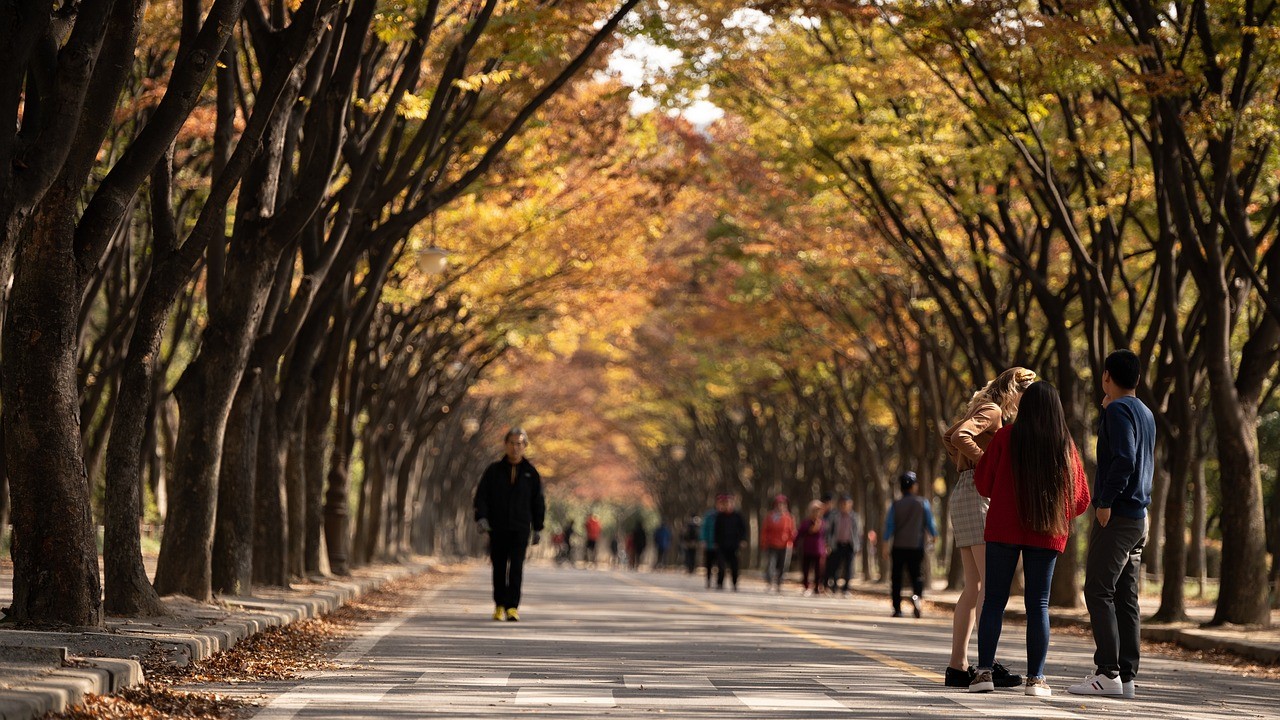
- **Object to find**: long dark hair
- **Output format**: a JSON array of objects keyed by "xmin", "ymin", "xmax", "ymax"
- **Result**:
[{"xmin": 1009, "ymin": 382, "xmax": 1075, "ymax": 536}]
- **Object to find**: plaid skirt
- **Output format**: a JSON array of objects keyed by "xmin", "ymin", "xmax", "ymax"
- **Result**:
[{"xmin": 950, "ymin": 469, "xmax": 989, "ymax": 548}]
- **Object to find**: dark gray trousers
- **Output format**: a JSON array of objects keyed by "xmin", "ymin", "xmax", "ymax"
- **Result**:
[{"xmin": 1084, "ymin": 515, "xmax": 1147, "ymax": 681}]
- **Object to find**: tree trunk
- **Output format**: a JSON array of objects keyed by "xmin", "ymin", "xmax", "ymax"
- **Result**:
[
  {"xmin": 3, "ymin": 193, "xmax": 101, "ymax": 627},
  {"xmin": 211, "ymin": 372, "xmax": 262, "ymax": 595},
  {"xmin": 102, "ymin": 279, "xmax": 173, "ymax": 616},
  {"xmin": 1203, "ymin": 296, "xmax": 1271, "ymax": 626},
  {"xmin": 253, "ymin": 372, "xmax": 289, "ymax": 587},
  {"xmin": 286, "ymin": 422, "xmax": 307, "ymax": 577},
  {"xmin": 154, "ymin": 246, "xmax": 278, "ymax": 600}
]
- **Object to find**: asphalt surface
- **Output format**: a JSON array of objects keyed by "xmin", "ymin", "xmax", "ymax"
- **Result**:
[{"xmin": 236, "ymin": 563, "xmax": 1278, "ymax": 719}]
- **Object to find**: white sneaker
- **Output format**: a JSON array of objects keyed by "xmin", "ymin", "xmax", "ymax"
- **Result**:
[
  {"xmin": 1067, "ymin": 672, "xmax": 1123, "ymax": 696},
  {"xmin": 1122, "ymin": 680, "xmax": 1136, "ymax": 698}
]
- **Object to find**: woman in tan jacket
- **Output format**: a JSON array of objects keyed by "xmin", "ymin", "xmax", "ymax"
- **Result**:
[{"xmin": 941, "ymin": 367, "xmax": 1036, "ymax": 688}]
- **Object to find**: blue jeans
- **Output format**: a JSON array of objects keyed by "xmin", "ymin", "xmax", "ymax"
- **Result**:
[{"xmin": 978, "ymin": 542, "xmax": 1059, "ymax": 678}]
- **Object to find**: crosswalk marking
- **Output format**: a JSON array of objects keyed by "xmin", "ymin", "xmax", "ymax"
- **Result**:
[
  {"xmin": 415, "ymin": 671, "xmax": 509, "ymax": 686},
  {"xmin": 514, "ymin": 688, "xmax": 617, "ymax": 706},
  {"xmin": 623, "ymin": 674, "xmax": 716, "ymax": 690},
  {"xmin": 734, "ymin": 691, "xmax": 851, "ymax": 711}
]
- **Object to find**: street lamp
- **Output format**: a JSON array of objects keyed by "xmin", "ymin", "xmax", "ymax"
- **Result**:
[
  {"xmin": 417, "ymin": 213, "xmax": 449, "ymax": 275},
  {"xmin": 417, "ymin": 247, "xmax": 448, "ymax": 275}
]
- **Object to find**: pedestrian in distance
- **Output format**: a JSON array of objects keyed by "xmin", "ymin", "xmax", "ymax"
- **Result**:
[
  {"xmin": 681, "ymin": 513, "xmax": 702, "ymax": 574},
  {"xmin": 700, "ymin": 500, "xmax": 720, "ymax": 588},
  {"xmin": 798, "ymin": 500, "xmax": 827, "ymax": 596},
  {"xmin": 473, "ymin": 427, "xmax": 545, "ymax": 623},
  {"xmin": 885, "ymin": 471, "xmax": 937, "ymax": 618},
  {"xmin": 585, "ymin": 512, "xmax": 602, "ymax": 566},
  {"xmin": 969, "ymin": 381, "xmax": 1091, "ymax": 697},
  {"xmin": 629, "ymin": 519, "xmax": 648, "ymax": 570},
  {"xmin": 761, "ymin": 494, "xmax": 796, "ymax": 593},
  {"xmin": 1068, "ymin": 350, "xmax": 1154, "ymax": 700},
  {"xmin": 653, "ymin": 520, "xmax": 673, "ymax": 569},
  {"xmin": 713, "ymin": 493, "xmax": 749, "ymax": 591},
  {"xmin": 941, "ymin": 367, "xmax": 1037, "ymax": 688},
  {"xmin": 824, "ymin": 494, "xmax": 862, "ymax": 595}
]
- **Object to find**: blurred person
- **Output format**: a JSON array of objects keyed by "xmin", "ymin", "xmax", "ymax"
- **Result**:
[
  {"xmin": 761, "ymin": 494, "xmax": 796, "ymax": 593},
  {"xmin": 585, "ymin": 513, "xmax": 602, "ymax": 566},
  {"xmin": 824, "ymin": 494, "xmax": 862, "ymax": 595},
  {"xmin": 473, "ymin": 427, "xmax": 545, "ymax": 622},
  {"xmin": 713, "ymin": 493, "xmax": 749, "ymax": 591},
  {"xmin": 798, "ymin": 500, "xmax": 827, "ymax": 596}
]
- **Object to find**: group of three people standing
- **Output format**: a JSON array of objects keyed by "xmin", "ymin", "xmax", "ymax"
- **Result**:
[{"xmin": 941, "ymin": 351, "xmax": 1154, "ymax": 698}]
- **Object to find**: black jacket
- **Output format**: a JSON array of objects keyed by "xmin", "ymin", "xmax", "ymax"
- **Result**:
[
  {"xmin": 474, "ymin": 456, "xmax": 546, "ymax": 534},
  {"xmin": 713, "ymin": 510, "xmax": 748, "ymax": 551}
]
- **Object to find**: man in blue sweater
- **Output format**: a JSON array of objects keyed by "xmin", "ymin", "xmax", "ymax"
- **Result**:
[{"xmin": 1070, "ymin": 350, "xmax": 1154, "ymax": 699}]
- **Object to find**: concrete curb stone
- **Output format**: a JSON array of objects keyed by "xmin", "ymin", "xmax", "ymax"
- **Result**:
[{"xmin": 0, "ymin": 558, "xmax": 433, "ymax": 719}]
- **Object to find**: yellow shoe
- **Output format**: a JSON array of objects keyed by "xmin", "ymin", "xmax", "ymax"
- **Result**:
[
  {"xmin": 505, "ymin": 608, "xmax": 520, "ymax": 622},
  {"xmin": 492, "ymin": 606, "xmax": 505, "ymax": 621}
]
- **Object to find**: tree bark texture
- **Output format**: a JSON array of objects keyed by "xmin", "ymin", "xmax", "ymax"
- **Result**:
[{"xmin": 3, "ymin": 192, "xmax": 101, "ymax": 627}]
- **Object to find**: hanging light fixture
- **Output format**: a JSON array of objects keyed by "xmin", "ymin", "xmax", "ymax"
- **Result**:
[{"xmin": 417, "ymin": 212, "xmax": 449, "ymax": 275}]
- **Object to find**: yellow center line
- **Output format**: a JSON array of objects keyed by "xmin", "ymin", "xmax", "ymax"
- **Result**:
[{"xmin": 619, "ymin": 575, "xmax": 943, "ymax": 682}]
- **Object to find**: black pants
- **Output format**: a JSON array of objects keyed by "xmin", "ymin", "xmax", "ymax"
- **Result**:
[
  {"xmin": 489, "ymin": 529, "xmax": 530, "ymax": 609},
  {"xmin": 716, "ymin": 547, "xmax": 740, "ymax": 588},
  {"xmin": 827, "ymin": 542, "xmax": 855, "ymax": 591},
  {"xmin": 684, "ymin": 546, "xmax": 698, "ymax": 573},
  {"xmin": 1084, "ymin": 516, "xmax": 1147, "ymax": 680},
  {"xmin": 891, "ymin": 547, "xmax": 925, "ymax": 610},
  {"xmin": 704, "ymin": 548, "xmax": 718, "ymax": 586}
]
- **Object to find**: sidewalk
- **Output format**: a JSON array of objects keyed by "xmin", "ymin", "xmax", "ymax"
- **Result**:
[
  {"xmin": 850, "ymin": 578, "xmax": 1280, "ymax": 664},
  {"xmin": 0, "ymin": 558, "xmax": 434, "ymax": 719}
]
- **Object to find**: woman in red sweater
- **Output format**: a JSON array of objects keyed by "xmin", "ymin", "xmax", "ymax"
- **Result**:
[{"xmin": 969, "ymin": 382, "xmax": 1091, "ymax": 697}]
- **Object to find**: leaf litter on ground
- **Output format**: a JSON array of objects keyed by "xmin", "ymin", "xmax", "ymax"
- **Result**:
[{"xmin": 41, "ymin": 565, "xmax": 458, "ymax": 719}]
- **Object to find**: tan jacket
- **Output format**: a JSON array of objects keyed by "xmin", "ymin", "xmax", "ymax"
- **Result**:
[{"xmin": 942, "ymin": 402, "xmax": 1003, "ymax": 471}]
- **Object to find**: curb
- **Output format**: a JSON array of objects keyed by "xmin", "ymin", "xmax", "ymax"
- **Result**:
[{"xmin": 0, "ymin": 560, "xmax": 432, "ymax": 719}]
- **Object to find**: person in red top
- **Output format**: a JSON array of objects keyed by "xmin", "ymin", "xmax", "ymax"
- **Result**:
[
  {"xmin": 760, "ymin": 495, "xmax": 796, "ymax": 593},
  {"xmin": 969, "ymin": 382, "xmax": 1091, "ymax": 697},
  {"xmin": 584, "ymin": 513, "xmax": 602, "ymax": 566}
]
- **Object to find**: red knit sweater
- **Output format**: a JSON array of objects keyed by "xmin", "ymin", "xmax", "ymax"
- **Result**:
[{"xmin": 973, "ymin": 426, "xmax": 1091, "ymax": 553}]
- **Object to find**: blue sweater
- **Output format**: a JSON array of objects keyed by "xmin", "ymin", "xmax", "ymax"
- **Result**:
[{"xmin": 1094, "ymin": 396, "xmax": 1155, "ymax": 519}]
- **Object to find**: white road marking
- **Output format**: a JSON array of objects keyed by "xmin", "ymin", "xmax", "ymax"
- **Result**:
[
  {"xmin": 734, "ymin": 691, "xmax": 851, "ymax": 711},
  {"xmin": 624, "ymin": 674, "xmax": 716, "ymax": 690},
  {"xmin": 514, "ymin": 687, "xmax": 617, "ymax": 706},
  {"xmin": 415, "ymin": 671, "xmax": 510, "ymax": 686}
]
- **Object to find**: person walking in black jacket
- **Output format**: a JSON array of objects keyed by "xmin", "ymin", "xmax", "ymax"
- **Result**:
[
  {"xmin": 713, "ymin": 493, "xmax": 749, "ymax": 591},
  {"xmin": 474, "ymin": 427, "xmax": 546, "ymax": 622}
]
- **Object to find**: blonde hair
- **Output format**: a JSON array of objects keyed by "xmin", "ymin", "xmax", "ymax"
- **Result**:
[{"xmin": 959, "ymin": 367, "xmax": 1037, "ymax": 423}]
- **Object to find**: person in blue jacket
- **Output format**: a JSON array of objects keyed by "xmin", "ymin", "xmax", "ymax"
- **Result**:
[
  {"xmin": 474, "ymin": 427, "xmax": 545, "ymax": 622},
  {"xmin": 885, "ymin": 472, "xmax": 937, "ymax": 618},
  {"xmin": 1069, "ymin": 350, "xmax": 1154, "ymax": 699}
]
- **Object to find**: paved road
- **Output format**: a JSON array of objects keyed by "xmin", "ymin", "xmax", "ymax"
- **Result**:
[{"xmin": 241, "ymin": 564, "xmax": 1277, "ymax": 719}]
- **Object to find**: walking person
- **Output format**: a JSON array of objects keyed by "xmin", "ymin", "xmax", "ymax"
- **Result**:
[
  {"xmin": 585, "ymin": 513, "xmax": 602, "ymax": 566},
  {"xmin": 885, "ymin": 472, "xmax": 936, "ymax": 617},
  {"xmin": 824, "ymin": 494, "xmax": 862, "ymax": 595},
  {"xmin": 629, "ymin": 520, "xmax": 648, "ymax": 570},
  {"xmin": 700, "ymin": 501, "xmax": 719, "ymax": 588},
  {"xmin": 1068, "ymin": 350, "xmax": 1154, "ymax": 700},
  {"xmin": 968, "ymin": 382, "xmax": 1091, "ymax": 696},
  {"xmin": 761, "ymin": 494, "xmax": 796, "ymax": 593},
  {"xmin": 473, "ymin": 427, "xmax": 545, "ymax": 622},
  {"xmin": 713, "ymin": 493, "xmax": 749, "ymax": 591},
  {"xmin": 798, "ymin": 500, "xmax": 827, "ymax": 596},
  {"xmin": 681, "ymin": 513, "xmax": 702, "ymax": 574},
  {"xmin": 653, "ymin": 520, "xmax": 673, "ymax": 569},
  {"xmin": 942, "ymin": 367, "xmax": 1036, "ymax": 687}
]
